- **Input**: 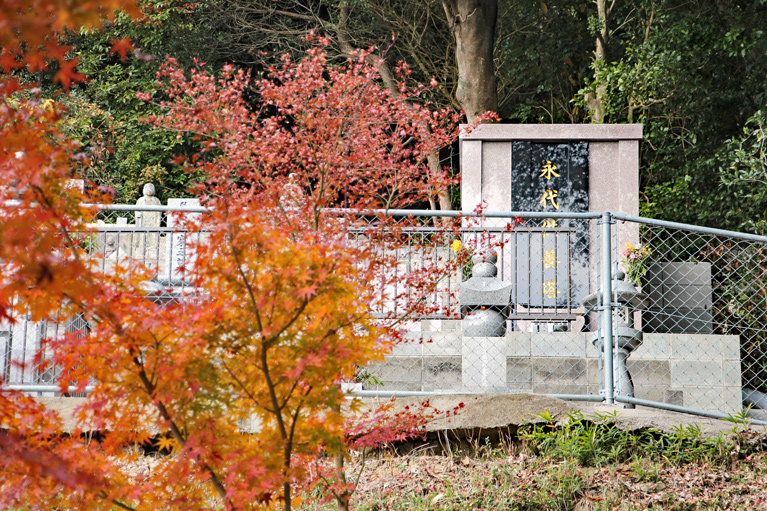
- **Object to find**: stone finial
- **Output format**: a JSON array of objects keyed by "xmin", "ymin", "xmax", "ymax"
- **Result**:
[{"xmin": 470, "ymin": 252, "xmax": 498, "ymax": 278}]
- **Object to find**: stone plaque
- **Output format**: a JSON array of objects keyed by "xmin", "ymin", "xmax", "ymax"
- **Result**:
[{"xmin": 510, "ymin": 141, "xmax": 589, "ymax": 215}]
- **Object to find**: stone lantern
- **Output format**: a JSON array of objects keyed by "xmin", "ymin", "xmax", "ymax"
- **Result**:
[
  {"xmin": 459, "ymin": 252, "xmax": 513, "ymax": 390},
  {"xmin": 583, "ymin": 270, "xmax": 648, "ymax": 407}
]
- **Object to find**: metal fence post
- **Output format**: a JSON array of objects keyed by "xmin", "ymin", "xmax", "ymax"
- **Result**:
[{"xmin": 600, "ymin": 212, "xmax": 615, "ymax": 404}]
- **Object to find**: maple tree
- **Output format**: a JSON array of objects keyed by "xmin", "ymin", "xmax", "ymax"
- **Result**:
[{"xmin": 1, "ymin": 3, "xmax": 470, "ymax": 509}]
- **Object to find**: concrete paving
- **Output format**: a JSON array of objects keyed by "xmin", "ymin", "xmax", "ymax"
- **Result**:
[
  {"xmin": 356, "ymin": 394, "xmax": 767, "ymax": 438},
  {"xmin": 36, "ymin": 393, "xmax": 767, "ymax": 439}
]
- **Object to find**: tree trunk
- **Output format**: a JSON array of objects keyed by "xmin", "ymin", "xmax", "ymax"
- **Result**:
[
  {"xmin": 585, "ymin": 0, "xmax": 611, "ymax": 123},
  {"xmin": 443, "ymin": 0, "xmax": 499, "ymax": 123},
  {"xmin": 334, "ymin": 450, "xmax": 349, "ymax": 511}
]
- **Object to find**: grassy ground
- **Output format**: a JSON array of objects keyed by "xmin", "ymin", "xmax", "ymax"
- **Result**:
[{"xmin": 303, "ymin": 411, "xmax": 767, "ymax": 510}]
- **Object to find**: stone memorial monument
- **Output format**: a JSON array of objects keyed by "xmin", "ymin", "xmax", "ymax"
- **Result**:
[
  {"xmin": 460, "ymin": 124, "xmax": 643, "ymax": 330},
  {"xmin": 461, "ymin": 124, "xmax": 642, "ymax": 216}
]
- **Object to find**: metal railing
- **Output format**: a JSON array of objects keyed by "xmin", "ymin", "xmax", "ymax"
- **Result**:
[{"xmin": 3, "ymin": 206, "xmax": 767, "ymax": 424}]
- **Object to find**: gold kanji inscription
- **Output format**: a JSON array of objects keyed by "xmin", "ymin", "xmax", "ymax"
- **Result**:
[
  {"xmin": 541, "ymin": 219, "xmax": 557, "ymax": 228},
  {"xmin": 539, "ymin": 189, "xmax": 559, "ymax": 209},
  {"xmin": 543, "ymin": 248, "xmax": 559, "ymax": 269},
  {"xmin": 539, "ymin": 160, "xmax": 560, "ymax": 180},
  {"xmin": 542, "ymin": 280, "xmax": 560, "ymax": 299}
]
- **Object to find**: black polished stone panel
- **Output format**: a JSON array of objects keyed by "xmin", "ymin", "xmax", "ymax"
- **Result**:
[
  {"xmin": 510, "ymin": 141, "xmax": 589, "ymax": 214},
  {"xmin": 508, "ymin": 142, "xmax": 589, "ymax": 310}
]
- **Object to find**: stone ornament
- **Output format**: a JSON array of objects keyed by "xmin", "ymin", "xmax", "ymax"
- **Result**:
[{"xmin": 134, "ymin": 183, "xmax": 162, "ymax": 263}]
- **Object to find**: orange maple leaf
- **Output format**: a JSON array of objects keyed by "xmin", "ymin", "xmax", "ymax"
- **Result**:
[
  {"xmin": 297, "ymin": 284, "xmax": 318, "ymax": 300},
  {"xmin": 155, "ymin": 435, "xmax": 177, "ymax": 452},
  {"xmin": 109, "ymin": 38, "xmax": 134, "ymax": 61}
]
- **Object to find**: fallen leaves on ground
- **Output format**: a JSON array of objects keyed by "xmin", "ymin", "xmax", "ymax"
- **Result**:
[{"xmin": 311, "ymin": 450, "xmax": 767, "ymax": 510}]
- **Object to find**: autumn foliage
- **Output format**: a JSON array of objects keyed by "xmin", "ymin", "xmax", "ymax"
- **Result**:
[{"xmin": 1, "ymin": 3, "xmax": 466, "ymax": 509}]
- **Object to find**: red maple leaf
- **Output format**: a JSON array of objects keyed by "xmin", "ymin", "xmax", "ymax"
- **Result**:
[
  {"xmin": 109, "ymin": 38, "xmax": 134, "ymax": 61},
  {"xmin": 53, "ymin": 59, "xmax": 87, "ymax": 90},
  {"xmin": 297, "ymin": 284, "xmax": 318, "ymax": 300}
]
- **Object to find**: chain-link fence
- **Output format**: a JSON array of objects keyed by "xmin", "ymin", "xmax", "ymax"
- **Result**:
[
  {"xmin": 358, "ymin": 211, "xmax": 603, "ymax": 399},
  {"xmin": 1, "ymin": 204, "xmax": 207, "ymax": 391},
  {"xmin": 609, "ymin": 213, "xmax": 767, "ymax": 418},
  {"xmin": 4, "ymin": 206, "xmax": 767, "ymax": 422}
]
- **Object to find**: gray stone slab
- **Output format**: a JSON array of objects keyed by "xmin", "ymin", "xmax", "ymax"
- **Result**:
[
  {"xmin": 644, "ymin": 287, "xmax": 664, "ymax": 308},
  {"xmin": 420, "ymin": 319, "xmax": 440, "ymax": 333},
  {"xmin": 422, "ymin": 357, "xmax": 462, "ymax": 391},
  {"xmin": 721, "ymin": 387, "xmax": 744, "ymax": 414},
  {"xmin": 627, "ymin": 359, "xmax": 671, "ymax": 387},
  {"xmin": 617, "ymin": 140, "xmax": 641, "ymax": 215},
  {"xmin": 721, "ymin": 335, "xmax": 741, "ymax": 361},
  {"xmin": 586, "ymin": 359, "xmax": 601, "ymax": 385},
  {"xmin": 481, "ymin": 142, "xmax": 512, "ymax": 211},
  {"xmin": 633, "ymin": 387, "xmax": 671, "ymax": 404},
  {"xmin": 662, "ymin": 285, "xmax": 712, "ymax": 308},
  {"xmin": 460, "ymin": 123, "xmax": 643, "ymax": 141},
  {"xmin": 506, "ymin": 357, "xmax": 533, "ymax": 385},
  {"xmin": 531, "ymin": 332, "xmax": 587, "ymax": 358},
  {"xmin": 442, "ymin": 319, "xmax": 461, "ymax": 331},
  {"xmin": 532, "ymin": 357, "xmax": 588, "ymax": 384},
  {"xmin": 660, "ymin": 263, "xmax": 711, "ymax": 286},
  {"xmin": 389, "ymin": 339, "xmax": 423, "ymax": 357},
  {"xmin": 681, "ymin": 386, "xmax": 725, "ymax": 412},
  {"xmin": 665, "ymin": 389, "xmax": 685, "ymax": 406},
  {"xmin": 423, "ymin": 330, "xmax": 462, "ymax": 357},
  {"xmin": 460, "ymin": 140, "xmax": 483, "ymax": 211},
  {"xmin": 506, "ymin": 331, "xmax": 532, "ymax": 357},
  {"xmin": 671, "ymin": 334, "xmax": 721, "ymax": 361},
  {"xmin": 644, "ymin": 264, "xmax": 665, "ymax": 289},
  {"xmin": 633, "ymin": 334, "xmax": 671, "ymax": 360},
  {"xmin": 367, "ymin": 358, "xmax": 423, "ymax": 383},
  {"xmin": 532, "ymin": 383, "xmax": 590, "ymax": 396},
  {"xmin": 643, "ymin": 308, "xmax": 713, "ymax": 334},
  {"xmin": 722, "ymin": 360, "xmax": 742, "ymax": 387},
  {"xmin": 462, "ymin": 337, "xmax": 507, "ymax": 388}
]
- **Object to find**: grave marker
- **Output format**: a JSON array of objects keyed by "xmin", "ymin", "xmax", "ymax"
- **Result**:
[
  {"xmin": 165, "ymin": 198, "xmax": 202, "ymax": 283},
  {"xmin": 460, "ymin": 124, "xmax": 643, "ymax": 327}
]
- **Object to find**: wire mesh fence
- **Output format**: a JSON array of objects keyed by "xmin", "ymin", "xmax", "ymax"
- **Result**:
[
  {"xmin": 610, "ymin": 214, "xmax": 767, "ymax": 416},
  {"xmin": 3, "ymin": 206, "xmax": 767, "ymax": 421},
  {"xmin": 359, "ymin": 213, "xmax": 603, "ymax": 397}
]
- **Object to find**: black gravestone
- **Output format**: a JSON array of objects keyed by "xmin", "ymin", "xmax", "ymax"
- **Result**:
[
  {"xmin": 508, "ymin": 142, "xmax": 589, "ymax": 310},
  {"xmin": 510, "ymin": 141, "xmax": 589, "ymax": 213}
]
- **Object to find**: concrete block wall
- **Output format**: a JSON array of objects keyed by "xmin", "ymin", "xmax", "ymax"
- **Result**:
[{"xmin": 369, "ymin": 321, "xmax": 742, "ymax": 413}]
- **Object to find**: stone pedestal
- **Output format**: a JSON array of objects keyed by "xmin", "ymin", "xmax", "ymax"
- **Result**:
[
  {"xmin": 461, "ymin": 336, "xmax": 507, "ymax": 389},
  {"xmin": 459, "ymin": 253, "xmax": 512, "ymax": 390}
]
